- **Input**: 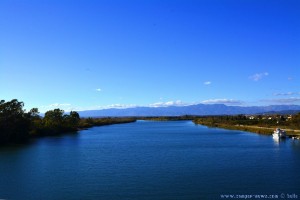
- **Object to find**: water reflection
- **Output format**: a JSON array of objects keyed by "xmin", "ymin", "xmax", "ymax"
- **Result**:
[
  {"xmin": 291, "ymin": 138, "xmax": 300, "ymax": 151},
  {"xmin": 273, "ymin": 137, "xmax": 286, "ymax": 145}
]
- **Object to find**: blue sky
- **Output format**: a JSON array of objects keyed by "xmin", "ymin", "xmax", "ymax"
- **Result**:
[{"xmin": 1, "ymin": 0, "xmax": 300, "ymax": 112}]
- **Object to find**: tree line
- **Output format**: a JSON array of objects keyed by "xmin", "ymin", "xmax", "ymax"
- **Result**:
[
  {"xmin": 0, "ymin": 99, "xmax": 137, "ymax": 145},
  {"xmin": 0, "ymin": 99, "xmax": 80, "ymax": 144}
]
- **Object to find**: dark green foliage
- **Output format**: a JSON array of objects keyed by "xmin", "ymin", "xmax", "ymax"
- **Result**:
[
  {"xmin": 0, "ymin": 99, "xmax": 136, "ymax": 144},
  {"xmin": 64, "ymin": 111, "xmax": 80, "ymax": 130},
  {"xmin": 0, "ymin": 98, "xmax": 138, "ymax": 145},
  {"xmin": 140, "ymin": 115, "xmax": 196, "ymax": 121},
  {"xmin": 44, "ymin": 109, "xmax": 64, "ymax": 131},
  {"xmin": 0, "ymin": 99, "xmax": 82, "ymax": 144},
  {"xmin": 0, "ymin": 99, "xmax": 31, "ymax": 144},
  {"xmin": 289, "ymin": 113, "xmax": 300, "ymax": 129},
  {"xmin": 41, "ymin": 109, "xmax": 80, "ymax": 135},
  {"xmin": 28, "ymin": 108, "xmax": 43, "ymax": 136},
  {"xmin": 79, "ymin": 117, "xmax": 136, "ymax": 128}
]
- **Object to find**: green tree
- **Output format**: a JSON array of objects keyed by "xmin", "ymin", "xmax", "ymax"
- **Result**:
[
  {"xmin": 0, "ymin": 99, "xmax": 31, "ymax": 144},
  {"xmin": 42, "ymin": 109, "xmax": 81, "ymax": 134},
  {"xmin": 27, "ymin": 108, "xmax": 43, "ymax": 136},
  {"xmin": 43, "ymin": 108, "xmax": 64, "ymax": 133},
  {"xmin": 291, "ymin": 113, "xmax": 300, "ymax": 129},
  {"xmin": 29, "ymin": 108, "xmax": 39, "ymax": 118},
  {"xmin": 63, "ymin": 111, "xmax": 80, "ymax": 130}
]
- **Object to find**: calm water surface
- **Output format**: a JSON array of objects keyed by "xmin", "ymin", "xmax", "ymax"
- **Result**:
[{"xmin": 1, "ymin": 120, "xmax": 300, "ymax": 200}]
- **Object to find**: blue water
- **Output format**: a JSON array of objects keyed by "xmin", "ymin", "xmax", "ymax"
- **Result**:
[{"xmin": 1, "ymin": 120, "xmax": 300, "ymax": 200}]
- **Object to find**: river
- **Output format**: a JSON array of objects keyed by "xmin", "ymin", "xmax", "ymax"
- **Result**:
[{"xmin": 1, "ymin": 120, "xmax": 300, "ymax": 199}]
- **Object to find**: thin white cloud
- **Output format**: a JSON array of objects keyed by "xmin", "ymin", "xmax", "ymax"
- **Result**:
[
  {"xmin": 149, "ymin": 100, "xmax": 190, "ymax": 107},
  {"xmin": 261, "ymin": 97, "xmax": 300, "ymax": 104},
  {"xmin": 273, "ymin": 92, "xmax": 300, "ymax": 96},
  {"xmin": 204, "ymin": 81, "xmax": 212, "ymax": 85},
  {"xmin": 249, "ymin": 72, "xmax": 269, "ymax": 81},
  {"xmin": 94, "ymin": 104, "xmax": 138, "ymax": 110},
  {"xmin": 201, "ymin": 99, "xmax": 242, "ymax": 105},
  {"xmin": 40, "ymin": 103, "xmax": 74, "ymax": 113},
  {"xmin": 96, "ymin": 88, "xmax": 102, "ymax": 92},
  {"xmin": 47, "ymin": 103, "xmax": 71, "ymax": 107}
]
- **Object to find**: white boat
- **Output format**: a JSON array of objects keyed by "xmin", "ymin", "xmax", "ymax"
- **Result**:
[{"xmin": 272, "ymin": 128, "xmax": 286, "ymax": 139}]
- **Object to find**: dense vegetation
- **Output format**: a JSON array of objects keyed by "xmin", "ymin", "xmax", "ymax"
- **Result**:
[
  {"xmin": 139, "ymin": 115, "xmax": 197, "ymax": 121},
  {"xmin": 0, "ymin": 99, "xmax": 81, "ymax": 144},
  {"xmin": 193, "ymin": 114, "xmax": 300, "ymax": 136},
  {"xmin": 31, "ymin": 109, "xmax": 81, "ymax": 136},
  {"xmin": 0, "ymin": 99, "xmax": 136, "ymax": 145},
  {"xmin": 0, "ymin": 99, "xmax": 34, "ymax": 144},
  {"xmin": 79, "ymin": 117, "xmax": 136, "ymax": 128}
]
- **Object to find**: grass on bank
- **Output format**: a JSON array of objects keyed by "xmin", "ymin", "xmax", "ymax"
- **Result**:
[
  {"xmin": 193, "ymin": 116, "xmax": 300, "ymax": 137},
  {"xmin": 78, "ymin": 117, "xmax": 137, "ymax": 129}
]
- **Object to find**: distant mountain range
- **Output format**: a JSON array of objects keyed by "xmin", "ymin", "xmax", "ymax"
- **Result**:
[{"xmin": 78, "ymin": 104, "xmax": 300, "ymax": 117}]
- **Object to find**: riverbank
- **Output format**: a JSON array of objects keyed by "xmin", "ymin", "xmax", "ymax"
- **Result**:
[
  {"xmin": 78, "ymin": 117, "xmax": 137, "ymax": 129},
  {"xmin": 193, "ymin": 120, "xmax": 300, "ymax": 138},
  {"xmin": 139, "ymin": 116, "xmax": 197, "ymax": 121},
  {"xmin": 134, "ymin": 116, "xmax": 300, "ymax": 138}
]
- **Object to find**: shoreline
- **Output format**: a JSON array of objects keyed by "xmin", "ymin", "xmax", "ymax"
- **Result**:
[{"xmin": 193, "ymin": 121, "xmax": 300, "ymax": 138}]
